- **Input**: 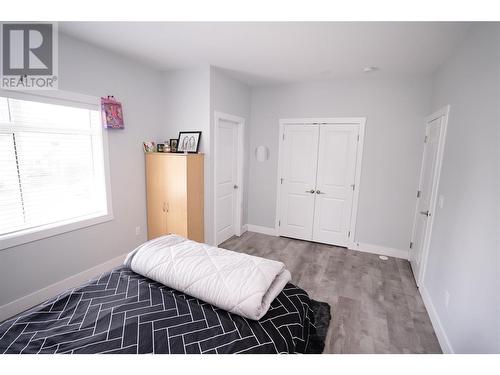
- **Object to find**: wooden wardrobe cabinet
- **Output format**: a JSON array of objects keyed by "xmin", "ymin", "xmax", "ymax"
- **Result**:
[{"xmin": 145, "ymin": 153, "xmax": 204, "ymax": 242}]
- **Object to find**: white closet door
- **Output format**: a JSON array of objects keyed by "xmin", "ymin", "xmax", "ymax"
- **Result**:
[
  {"xmin": 215, "ymin": 119, "xmax": 239, "ymax": 244},
  {"xmin": 279, "ymin": 124, "xmax": 319, "ymax": 240},
  {"xmin": 409, "ymin": 116, "xmax": 442, "ymax": 282},
  {"xmin": 312, "ymin": 124, "xmax": 358, "ymax": 246}
]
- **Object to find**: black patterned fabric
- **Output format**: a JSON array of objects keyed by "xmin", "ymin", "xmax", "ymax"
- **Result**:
[{"xmin": 0, "ymin": 266, "xmax": 317, "ymax": 354}]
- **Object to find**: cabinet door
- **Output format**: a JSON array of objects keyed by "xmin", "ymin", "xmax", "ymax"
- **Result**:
[
  {"xmin": 146, "ymin": 154, "xmax": 167, "ymax": 240},
  {"xmin": 164, "ymin": 156, "xmax": 188, "ymax": 237}
]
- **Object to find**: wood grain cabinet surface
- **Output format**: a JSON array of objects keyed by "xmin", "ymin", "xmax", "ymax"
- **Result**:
[{"xmin": 145, "ymin": 153, "xmax": 204, "ymax": 242}]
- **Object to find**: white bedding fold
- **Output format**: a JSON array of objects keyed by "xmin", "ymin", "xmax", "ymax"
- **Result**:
[{"xmin": 124, "ymin": 234, "xmax": 291, "ymax": 320}]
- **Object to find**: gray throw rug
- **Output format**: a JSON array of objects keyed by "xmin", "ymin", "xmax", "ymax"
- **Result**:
[{"xmin": 306, "ymin": 299, "xmax": 332, "ymax": 354}]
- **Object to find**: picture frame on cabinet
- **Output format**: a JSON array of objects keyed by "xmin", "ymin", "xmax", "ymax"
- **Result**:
[{"xmin": 176, "ymin": 131, "xmax": 201, "ymax": 153}]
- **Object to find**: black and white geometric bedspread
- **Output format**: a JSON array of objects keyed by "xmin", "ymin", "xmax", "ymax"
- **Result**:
[{"xmin": 0, "ymin": 266, "xmax": 316, "ymax": 354}]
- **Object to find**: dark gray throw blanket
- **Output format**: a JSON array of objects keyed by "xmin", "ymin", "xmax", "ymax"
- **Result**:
[{"xmin": 0, "ymin": 266, "xmax": 321, "ymax": 354}]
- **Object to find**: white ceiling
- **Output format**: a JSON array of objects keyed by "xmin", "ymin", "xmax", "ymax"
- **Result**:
[{"xmin": 60, "ymin": 22, "xmax": 472, "ymax": 86}]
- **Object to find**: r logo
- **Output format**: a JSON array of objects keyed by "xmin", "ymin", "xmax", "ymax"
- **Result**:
[{"xmin": 2, "ymin": 23, "xmax": 53, "ymax": 76}]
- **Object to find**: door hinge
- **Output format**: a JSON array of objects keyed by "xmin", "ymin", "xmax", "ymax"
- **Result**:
[
  {"xmin": 357, "ymin": 134, "xmax": 360, "ymax": 142},
  {"xmin": 348, "ymin": 231, "xmax": 351, "ymax": 238},
  {"xmin": 417, "ymin": 190, "xmax": 421, "ymax": 198},
  {"xmin": 278, "ymin": 220, "xmax": 281, "ymax": 227},
  {"xmin": 280, "ymin": 178, "xmax": 284, "ymax": 184},
  {"xmin": 409, "ymin": 241, "xmax": 413, "ymax": 249},
  {"xmin": 282, "ymin": 133, "xmax": 285, "ymax": 141},
  {"xmin": 424, "ymin": 135, "xmax": 428, "ymax": 143}
]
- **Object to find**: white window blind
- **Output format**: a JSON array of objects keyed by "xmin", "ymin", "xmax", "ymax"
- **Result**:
[{"xmin": 0, "ymin": 93, "xmax": 110, "ymax": 242}]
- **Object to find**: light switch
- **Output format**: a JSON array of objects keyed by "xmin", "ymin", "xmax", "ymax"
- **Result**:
[
  {"xmin": 438, "ymin": 195, "xmax": 445, "ymax": 209},
  {"xmin": 444, "ymin": 290, "xmax": 450, "ymax": 309}
]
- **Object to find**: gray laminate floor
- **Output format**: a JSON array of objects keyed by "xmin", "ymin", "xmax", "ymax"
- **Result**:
[{"xmin": 220, "ymin": 231, "xmax": 441, "ymax": 354}]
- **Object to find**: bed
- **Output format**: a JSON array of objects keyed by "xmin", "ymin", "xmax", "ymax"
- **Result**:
[{"xmin": 0, "ymin": 266, "xmax": 322, "ymax": 354}]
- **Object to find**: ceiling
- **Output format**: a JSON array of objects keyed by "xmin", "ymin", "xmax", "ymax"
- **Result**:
[{"xmin": 60, "ymin": 22, "xmax": 472, "ymax": 86}]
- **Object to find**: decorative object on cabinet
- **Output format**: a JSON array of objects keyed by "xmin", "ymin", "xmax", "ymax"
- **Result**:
[
  {"xmin": 177, "ymin": 131, "xmax": 201, "ymax": 153},
  {"xmin": 101, "ymin": 96, "xmax": 124, "ymax": 129},
  {"xmin": 157, "ymin": 143, "xmax": 165, "ymax": 152},
  {"xmin": 145, "ymin": 153, "xmax": 204, "ymax": 242},
  {"xmin": 142, "ymin": 141, "xmax": 156, "ymax": 153},
  {"xmin": 169, "ymin": 138, "xmax": 178, "ymax": 152}
]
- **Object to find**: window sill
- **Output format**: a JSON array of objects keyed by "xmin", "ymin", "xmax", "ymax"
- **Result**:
[{"xmin": 0, "ymin": 212, "xmax": 114, "ymax": 251}]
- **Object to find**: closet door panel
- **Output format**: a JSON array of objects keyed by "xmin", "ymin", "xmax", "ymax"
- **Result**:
[
  {"xmin": 312, "ymin": 124, "xmax": 358, "ymax": 246},
  {"xmin": 279, "ymin": 124, "xmax": 319, "ymax": 240}
]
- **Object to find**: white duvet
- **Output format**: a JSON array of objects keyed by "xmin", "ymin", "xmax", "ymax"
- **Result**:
[{"xmin": 124, "ymin": 235, "xmax": 291, "ymax": 320}]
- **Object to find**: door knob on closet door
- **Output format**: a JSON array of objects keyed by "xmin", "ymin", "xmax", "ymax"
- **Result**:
[
  {"xmin": 419, "ymin": 210, "xmax": 430, "ymax": 217},
  {"xmin": 305, "ymin": 189, "xmax": 315, "ymax": 194},
  {"xmin": 233, "ymin": 184, "xmax": 238, "ymax": 189},
  {"xmin": 316, "ymin": 190, "xmax": 325, "ymax": 194}
]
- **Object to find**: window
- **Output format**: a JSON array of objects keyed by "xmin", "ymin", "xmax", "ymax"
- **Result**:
[{"xmin": 0, "ymin": 91, "xmax": 112, "ymax": 250}]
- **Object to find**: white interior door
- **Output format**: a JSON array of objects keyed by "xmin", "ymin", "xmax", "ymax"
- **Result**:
[
  {"xmin": 215, "ymin": 118, "xmax": 240, "ymax": 245},
  {"xmin": 279, "ymin": 124, "xmax": 319, "ymax": 240},
  {"xmin": 410, "ymin": 114, "xmax": 444, "ymax": 283},
  {"xmin": 312, "ymin": 124, "xmax": 358, "ymax": 246}
]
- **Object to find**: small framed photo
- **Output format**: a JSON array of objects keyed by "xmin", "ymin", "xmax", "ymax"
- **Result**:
[
  {"xmin": 177, "ymin": 131, "xmax": 201, "ymax": 153},
  {"xmin": 169, "ymin": 138, "xmax": 178, "ymax": 153},
  {"xmin": 101, "ymin": 96, "xmax": 124, "ymax": 129},
  {"xmin": 142, "ymin": 141, "xmax": 156, "ymax": 153},
  {"xmin": 157, "ymin": 143, "xmax": 165, "ymax": 153}
]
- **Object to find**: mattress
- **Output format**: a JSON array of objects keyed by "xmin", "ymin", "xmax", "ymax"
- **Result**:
[{"xmin": 0, "ymin": 266, "xmax": 317, "ymax": 354}]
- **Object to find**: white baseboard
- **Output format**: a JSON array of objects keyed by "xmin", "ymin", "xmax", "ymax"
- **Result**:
[
  {"xmin": 0, "ymin": 252, "xmax": 128, "ymax": 322},
  {"xmin": 348, "ymin": 242, "xmax": 408, "ymax": 260},
  {"xmin": 419, "ymin": 285, "xmax": 454, "ymax": 353},
  {"xmin": 245, "ymin": 224, "xmax": 278, "ymax": 236}
]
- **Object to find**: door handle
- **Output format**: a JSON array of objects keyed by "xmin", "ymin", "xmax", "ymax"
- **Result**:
[
  {"xmin": 305, "ymin": 189, "xmax": 315, "ymax": 194},
  {"xmin": 419, "ymin": 210, "xmax": 430, "ymax": 217},
  {"xmin": 233, "ymin": 184, "xmax": 238, "ymax": 189},
  {"xmin": 163, "ymin": 202, "xmax": 169, "ymax": 213},
  {"xmin": 316, "ymin": 190, "xmax": 325, "ymax": 194}
]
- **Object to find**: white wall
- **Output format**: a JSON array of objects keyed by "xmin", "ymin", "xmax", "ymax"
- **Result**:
[
  {"xmin": 0, "ymin": 34, "xmax": 165, "ymax": 307},
  {"xmin": 211, "ymin": 67, "xmax": 251, "ymax": 228},
  {"xmin": 157, "ymin": 66, "xmax": 253, "ymax": 246},
  {"xmin": 163, "ymin": 67, "xmax": 211, "ymax": 153},
  {"xmin": 248, "ymin": 77, "xmax": 432, "ymax": 251},
  {"xmin": 423, "ymin": 24, "xmax": 500, "ymax": 353},
  {"xmin": 162, "ymin": 67, "xmax": 212, "ymax": 243}
]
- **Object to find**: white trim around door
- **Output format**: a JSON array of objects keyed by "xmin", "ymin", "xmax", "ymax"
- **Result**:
[
  {"xmin": 275, "ymin": 117, "xmax": 366, "ymax": 249},
  {"xmin": 409, "ymin": 106, "xmax": 450, "ymax": 286},
  {"xmin": 213, "ymin": 111, "xmax": 245, "ymax": 245}
]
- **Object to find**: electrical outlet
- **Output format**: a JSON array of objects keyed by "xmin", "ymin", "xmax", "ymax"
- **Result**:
[
  {"xmin": 135, "ymin": 226, "xmax": 141, "ymax": 236},
  {"xmin": 444, "ymin": 290, "xmax": 450, "ymax": 309}
]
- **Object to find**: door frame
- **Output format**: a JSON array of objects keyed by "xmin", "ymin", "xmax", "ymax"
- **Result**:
[
  {"xmin": 410, "ymin": 106, "xmax": 450, "ymax": 286},
  {"xmin": 275, "ymin": 117, "xmax": 366, "ymax": 249},
  {"xmin": 213, "ymin": 111, "xmax": 245, "ymax": 245}
]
